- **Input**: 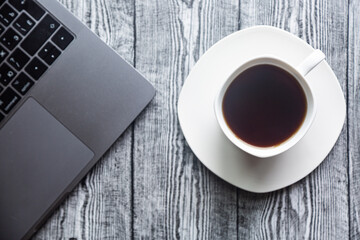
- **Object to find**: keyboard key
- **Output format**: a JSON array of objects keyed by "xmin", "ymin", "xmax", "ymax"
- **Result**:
[
  {"xmin": 0, "ymin": 45, "xmax": 8, "ymax": 63},
  {"xmin": 0, "ymin": 112, "xmax": 4, "ymax": 123},
  {"xmin": 8, "ymin": 48, "xmax": 30, "ymax": 70},
  {"xmin": 12, "ymin": 72, "xmax": 33, "ymax": 95},
  {"xmin": 13, "ymin": 12, "xmax": 35, "ymax": 35},
  {"xmin": 9, "ymin": 0, "xmax": 45, "ymax": 20},
  {"xmin": 52, "ymin": 27, "xmax": 74, "ymax": 50},
  {"xmin": 0, "ymin": 87, "xmax": 20, "ymax": 113},
  {"xmin": 0, "ymin": 4, "xmax": 17, "ymax": 26},
  {"xmin": 39, "ymin": 42, "xmax": 61, "ymax": 65},
  {"xmin": 0, "ymin": 24, "xmax": 4, "ymax": 35},
  {"xmin": 25, "ymin": 57, "xmax": 47, "ymax": 80},
  {"xmin": 0, "ymin": 63, "xmax": 16, "ymax": 86},
  {"xmin": 1, "ymin": 28, "xmax": 22, "ymax": 51},
  {"xmin": 21, "ymin": 14, "xmax": 59, "ymax": 55}
]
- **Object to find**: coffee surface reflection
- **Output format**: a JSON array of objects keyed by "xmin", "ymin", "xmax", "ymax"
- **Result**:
[{"xmin": 222, "ymin": 64, "xmax": 307, "ymax": 147}]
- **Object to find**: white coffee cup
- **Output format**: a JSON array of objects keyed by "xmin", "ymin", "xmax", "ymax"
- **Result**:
[{"xmin": 214, "ymin": 49, "xmax": 325, "ymax": 158}]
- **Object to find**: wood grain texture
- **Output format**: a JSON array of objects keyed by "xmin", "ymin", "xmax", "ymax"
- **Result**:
[
  {"xmin": 132, "ymin": 0, "xmax": 239, "ymax": 239},
  {"xmin": 348, "ymin": 0, "xmax": 360, "ymax": 238},
  {"xmin": 238, "ymin": 0, "xmax": 349, "ymax": 239},
  {"xmin": 32, "ymin": 0, "xmax": 135, "ymax": 239},
  {"xmin": 30, "ymin": 0, "xmax": 356, "ymax": 239}
]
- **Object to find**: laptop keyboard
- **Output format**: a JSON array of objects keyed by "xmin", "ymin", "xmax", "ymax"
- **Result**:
[{"xmin": 0, "ymin": 0, "xmax": 74, "ymax": 123}]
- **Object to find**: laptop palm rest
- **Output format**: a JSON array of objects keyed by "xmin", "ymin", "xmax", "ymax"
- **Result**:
[{"xmin": 0, "ymin": 97, "xmax": 94, "ymax": 240}]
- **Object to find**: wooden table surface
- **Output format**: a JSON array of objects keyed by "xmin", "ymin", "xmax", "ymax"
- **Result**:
[{"xmin": 33, "ymin": 0, "xmax": 359, "ymax": 239}]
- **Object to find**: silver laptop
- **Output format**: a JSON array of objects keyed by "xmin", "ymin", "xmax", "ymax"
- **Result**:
[{"xmin": 0, "ymin": 1, "xmax": 155, "ymax": 239}]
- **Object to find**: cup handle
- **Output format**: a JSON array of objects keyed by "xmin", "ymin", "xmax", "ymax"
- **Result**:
[{"xmin": 297, "ymin": 49, "xmax": 325, "ymax": 77}]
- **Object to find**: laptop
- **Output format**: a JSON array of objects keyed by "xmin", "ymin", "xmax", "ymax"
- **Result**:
[{"xmin": 0, "ymin": 0, "xmax": 155, "ymax": 239}]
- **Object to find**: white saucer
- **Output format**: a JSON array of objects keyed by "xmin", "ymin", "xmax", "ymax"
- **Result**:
[{"xmin": 178, "ymin": 26, "xmax": 346, "ymax": 193}]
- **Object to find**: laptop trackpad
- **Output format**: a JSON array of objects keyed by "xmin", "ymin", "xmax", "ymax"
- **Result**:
[{"xmin": 0, "ymin": 98, "xmax": 94, "ymax": 240}]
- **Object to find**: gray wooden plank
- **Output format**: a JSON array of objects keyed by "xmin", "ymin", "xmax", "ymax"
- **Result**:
[
  {"xmin": 32, "ymin": 0, "xmax": 135, "ymax": 239},
  {"xmin": 132, "ymin": 0, "xmax": 239, "ymax": 239},
  {"xmin": 238, "ymin": 0, "xmax": 349, "ymax": 239},
  {"xmin": 25, "ymin": 0, "xmax": 354, "ymax": 239},
  {"xmin": 348, "ymin": 0, "xmax": 360, "ymax": 238}
]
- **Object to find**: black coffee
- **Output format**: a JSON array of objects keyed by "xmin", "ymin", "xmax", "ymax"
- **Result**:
[{"xmin": 222, "ymin": 64, "xmax": 307, "ymax": 147}]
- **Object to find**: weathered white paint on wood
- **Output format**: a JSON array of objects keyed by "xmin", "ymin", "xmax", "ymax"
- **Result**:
[
  {"xmin": 349, "ymin": 0, "xmax": 360, "ymax": 238},
  {"xmin": 32, "ymin": 0, "xmax": 357, "ymax": 239},
  {"xmin": 132, "ymin": 0, "xmax": 239, "ymax": 239}
]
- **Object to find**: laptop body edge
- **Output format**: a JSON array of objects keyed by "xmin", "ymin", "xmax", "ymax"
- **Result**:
[{"xmin": 0, "ymin": 0, "xmax": 155, "ymax": 239}]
